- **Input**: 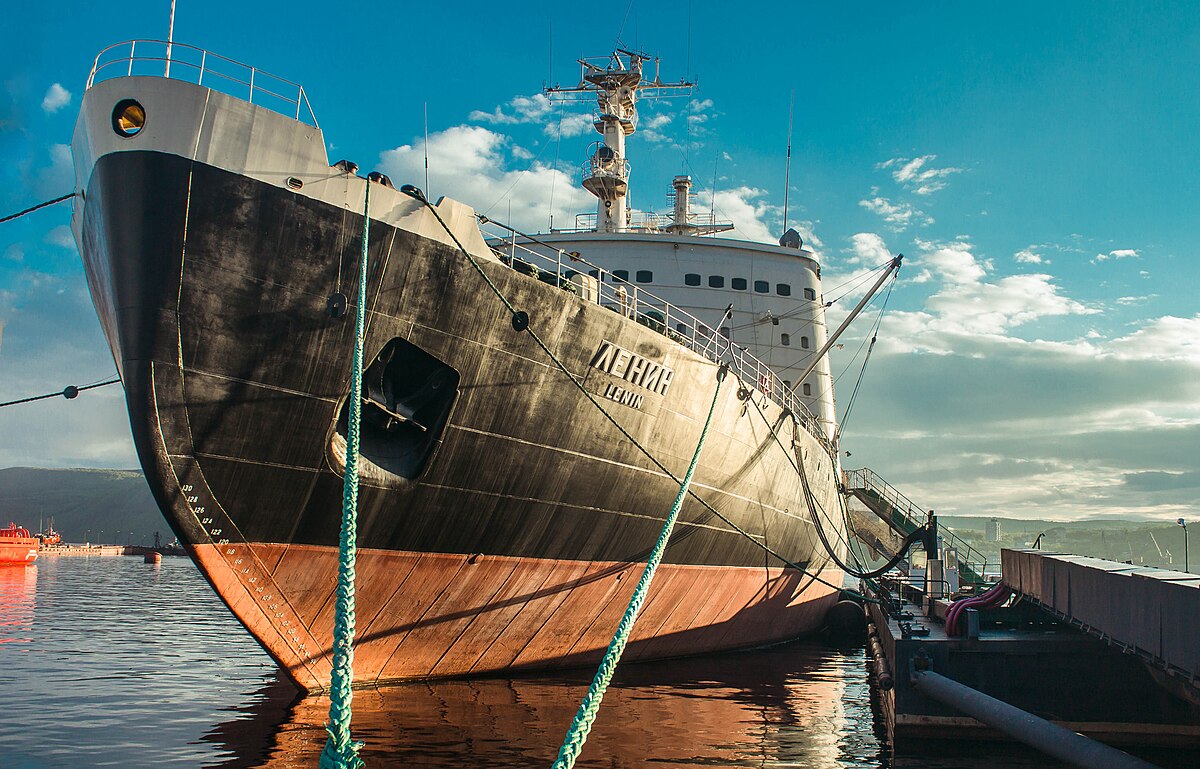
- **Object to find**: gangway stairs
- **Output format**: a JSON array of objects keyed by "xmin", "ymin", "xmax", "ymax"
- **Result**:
[{"xmin": 842, "ymin": 467, "xmax": 988, "ymax": 585}]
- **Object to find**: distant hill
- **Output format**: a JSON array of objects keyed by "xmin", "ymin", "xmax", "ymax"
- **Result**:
[{"xmin": 0, "ymin": 467, "xmax": 166, "ymax": 545}]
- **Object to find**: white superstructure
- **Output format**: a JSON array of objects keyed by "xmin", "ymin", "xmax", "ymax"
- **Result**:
[{"xmin": 535, "ymin": 50, "xmax": 838, "ymax": 438}]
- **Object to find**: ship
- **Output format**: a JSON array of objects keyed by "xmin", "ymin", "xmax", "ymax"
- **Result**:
[
  {"xmin": 70, "ymin": 41, "xmax": 859, "ymax": 691},
  {"xmin": 0, "ymin": 524, "xmax": 39, "ymax": 566}
]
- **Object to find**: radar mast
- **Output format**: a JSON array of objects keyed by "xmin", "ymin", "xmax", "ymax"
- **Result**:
[{"xmin": 546, "ymin": 49, "xmax": 694, "ymax": 232}]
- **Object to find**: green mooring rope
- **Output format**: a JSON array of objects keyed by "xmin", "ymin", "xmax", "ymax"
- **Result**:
[
  {"xmin": 320, "ymin": 181, "xmax": 370, "ymax": 769},
  {"xmin": 551, "ymin": 366, "xmax": 727, "ymax": 769}
]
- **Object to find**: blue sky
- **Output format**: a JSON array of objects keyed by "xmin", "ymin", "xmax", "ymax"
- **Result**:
[{"xmin": 1, "ymin": 1, "xmax": 1198, "ymax": 522}]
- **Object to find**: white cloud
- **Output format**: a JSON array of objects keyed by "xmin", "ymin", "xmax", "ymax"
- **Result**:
[
  {"xmin": 35, "ymin": 143, "xmax": 73, "ymax": 198},
  {"xmin": 378, "ymin": 124, "xmax": 592, "ymax": 234},
  {"xmin": 848, "ymin": 232, "xmax": 891, "ymax": 266},
  {"xmin": 858, "ymin": 193, "xmax": 930, "ymax": 231},
  {"xmin": 41, "ymin": 83, "xmax": 71, "ymax": 114},
  {"xmin": 878, "ymin": 154, "xmax": 962, "ymax": 195},
  {"xmin": 1093, "ymin": 248, "xmax": 1140, "ymax": 263},
  {"xmin": 543, "ymin": 112, "xmax": 593, "ymax": 139},
  {"xmin": 1014, "ymin": 248, "xmax": 1044, "ymax": 264},
  {"xmin": 44, "ymin": 225, "xmax": 75, "ymax": 249},
  {"xmin": 877, "ymin": 239, "xmax": 1095, "ymax": 345},
  {"xmin": 697, "ymin": 186, "xmax": 778, "ymax": 243},
  {"xmin": 1107, "ymin": 315, "xmax": 1200, "ymax": 362},
  {"xmin": 469, "ymin": 93, "xmax": 553, "ymax": 125}
]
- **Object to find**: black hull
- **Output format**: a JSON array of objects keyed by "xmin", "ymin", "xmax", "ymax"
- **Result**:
[{"xmin": 78, "ymin": 148, "xmax": 843, "ymax": 688}]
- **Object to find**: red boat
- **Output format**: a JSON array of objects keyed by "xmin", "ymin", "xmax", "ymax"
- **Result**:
[{"xmin": 0, "ymin": 524, "xmax": 38, "ymax": 566}]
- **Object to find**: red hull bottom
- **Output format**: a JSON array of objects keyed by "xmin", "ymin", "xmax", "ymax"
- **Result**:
[{"xmin": 193, "ymin": 543, "xmax": 842, "ymax": 691}]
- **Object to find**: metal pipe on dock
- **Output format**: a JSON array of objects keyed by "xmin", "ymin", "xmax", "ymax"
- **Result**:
[{"xmin": 910, "ymin": 668, "xmax": 1163, "ymax": 769}]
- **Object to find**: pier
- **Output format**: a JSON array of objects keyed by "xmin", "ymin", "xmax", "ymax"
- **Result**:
[{"xmin": 866, "ymin": 548, "xmax": 1200, "ymax": 766}]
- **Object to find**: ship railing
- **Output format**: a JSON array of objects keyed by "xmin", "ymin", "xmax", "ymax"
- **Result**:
[
  {"xmin": 86, "ymin": 40, "xmax": 318, "ymax": 128},
  {"xmin": 566, "ymin": 211, "xmax": 671, "ymax": 233},
  {"xmin": 481, "ymin": 222, "xmax": 835, "ymax": 456},
  {"xmin": 582, "ymin": 156, "xmax": 631, "ymax": 182},
  {"xmin": 842, "ymin": 467, "xmax": 989, "ymax": 583}
]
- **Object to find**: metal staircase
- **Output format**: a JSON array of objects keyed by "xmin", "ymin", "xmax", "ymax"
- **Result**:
[{"xmin": 842, "ymin": 467, "xmax": 989, "ymax": 585}]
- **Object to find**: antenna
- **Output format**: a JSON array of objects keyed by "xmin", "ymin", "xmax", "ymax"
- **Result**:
[
  {"xmin": 782, "ymin": 90, "xmax": 794, "ymax": 233},
  {"xmin": 165, "ymin": 0, "xmax": 177, "ymax": 76},
  {"xmin": 423, "ymin": 102, "xmax": 430, "ymax": 197}
]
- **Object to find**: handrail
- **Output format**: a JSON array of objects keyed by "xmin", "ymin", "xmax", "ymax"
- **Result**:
[
  {"xmin": 479, "ymin": 221, "xmax": 836, "ymax": 458},
  {"xmin": 843, "ymin": 467, "xmax": 988, "ymax": 581},
  {"xmin": 85, "ymin": 40, "xmax": 318, "ymax": 128}
]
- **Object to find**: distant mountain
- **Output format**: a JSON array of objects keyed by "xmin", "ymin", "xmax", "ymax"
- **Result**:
[{"xmin": 0, "ymin": 467, "xmax": 166, "ymax": 545}]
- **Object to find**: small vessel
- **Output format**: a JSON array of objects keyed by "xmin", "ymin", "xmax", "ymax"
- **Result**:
[
  {"xmin": 0, "ymin": 524, "xmax": 39, "ymax": 566},
  {"xmin": 71, "ymin": 40, "xmax": 859, "ymax": 691},
  {"xmin": 37, "ymin": 524, "xmax": 62, "ymax": 547}
]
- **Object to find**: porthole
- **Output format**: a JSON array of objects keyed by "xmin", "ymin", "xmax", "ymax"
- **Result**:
[
  {"xmin": 112, "ymin": 99, "xmax": 146, "ymax": 138},
  {"xmin": 708, "ymin": 275, "xmax": 725, "ymax": 288},
  {"xmin": 684, "ymin": 273, "xmax": 701, "ymax": 286},
  {"xmin": 777, "ymin": 283, "xmax": 791, "ymax": 296},
  {"xmin": 803, "ymin": 383, "xmax": 812, "ymax": 396},
  {"xmin": 781, "ymin": 333, "xmax": 791, "ymax": 346},
  {"xmin": 636, "ymin": 270, "xmax": 653, "ymax": 283},
  {"xmin": 801, "ymin": 336, "xmax": 810, "ymax": 349},
  {"xmin": 803, "ymin": 287, "xmax": 816, "ymax": 300},
  {"xmin": 613, "ymin": 270, "xmax": 629, "ymax": 282},
  {"xmin": 731, "ymin": 277, "xmax": 747, "ymax": 291},
  {"xmin": 286, "ymin": 177, "xmax": 304, "ymax": 190},
  {"xmin": 754, "ymin": 280, "xmax": 769, "ymax": 293}
]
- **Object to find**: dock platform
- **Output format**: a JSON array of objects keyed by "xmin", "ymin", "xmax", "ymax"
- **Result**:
[{"xmin": 867, "ymin": 549, "xmax": 1200, "ymax": 756}]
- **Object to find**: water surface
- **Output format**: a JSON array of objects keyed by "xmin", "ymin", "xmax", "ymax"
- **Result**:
[{"xmin": 0, "ymin": 557, "xmax": 894, "ymax": 768}]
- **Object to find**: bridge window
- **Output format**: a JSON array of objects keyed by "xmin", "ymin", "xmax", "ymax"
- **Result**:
[
  {"xmin": 685, "ymin": 273, "xmax": 701, "ymax": 286},
  {"xmin": 636, "ymin": 270, "xmax": 653, "ymax": 283},
  {"xmin": 776, "ymin": 283, "xmax": 791, "ymax": 296},
  {"xmin": 781, "ymin": 333, "xmax": 791, "ymax": 346},
  {"xmin": 803, "ymin": 287, "xmax": 816, "ymax": 300},
  {"xmin": 731, "ymin": 277, "xmax": 747, "ymax": 290},
  {"xmin": 719, "ymin": 326, "xmax": 730, "ymax": 338},
  {"xmin": 676, "ymin": 323, "xmax": 687, "ymax": 334},
  {"xmin": 613, "ymin": 270, "xmax": 629, "ymax": 282},
  {"xmin": 754, "ymin": 280, "xmax": 769, "ymax": 293},
  {"xmin": 784, "ymin": 380, "xmax": 792, "ymax": 389},
  {"xmin": 801, "ymin": 336, "xmax": 810, "ymax": 349},
  {"xmin": 709, "ymin": 275, "xmax": 725, "ymax": 288},
  {"xmin": 803, "ymin": 383, "xmax": 812, "ymax": 396}
]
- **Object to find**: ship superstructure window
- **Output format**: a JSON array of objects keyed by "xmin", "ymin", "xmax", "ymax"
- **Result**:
[
  {"xmin": 731, "ymin": 278, "xmax": 747, "ymax": 290},
  {"xmin": 801, "ymin": 336, "xmax": 810, "ymax": 349},
  {"xmin": 709, "ymin": 275, "xmax": 725, "ymax": 288},
  {"xmin": 754, "ymin": 280, "xmax": 769, "ymax": 293},
  {"xmin": 803, "ymin": 288, "xmax": 816, "ymax": 300},
  {"xmin": 685, "ymin": 273, "xmax": 701, "ymax": 286},
  {"xmin": 613, "ymin": 270, "xmax": 629, "ymax": 282},
  {"xmin": 781, "ymin": 333, "xmax": 791, "ymax": 346},
  {"xmin": 784, "ymin": 380, "xmax": 792, "ymax": 389},
  {"xmin": 777, "ymin": 284, "xmax": 791, "ymax": 296},
  {"xmin": 676, "ymin": 323, "xmax": 687, "ymax": 334},
  {"xmin": 719, "ymin": 327, "xmax": 730, "ymax": 338},
  {"xmin": 636, "ymin": 270, "xmax": 653, "ymax": 283},
  {"xmin": 803, "ymin": 383, "xmax": 812, "ymax": 396}
]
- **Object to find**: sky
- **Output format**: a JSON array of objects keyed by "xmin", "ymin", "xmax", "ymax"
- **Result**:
[{"xmin": 1, "ymin": 1, "xmax": 1197, "ymax": 523}]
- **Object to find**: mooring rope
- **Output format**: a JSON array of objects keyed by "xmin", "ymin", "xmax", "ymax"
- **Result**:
[
  {"xmin": 0, "ymin": 192, "xmax": 75, "ymax": 224},
  {"xmin": 320, "ymin": 181, "xmax": 370, "ymax": 769},
  {"xmin": 0, "ymin": 378, "xmax": 120, "ymax": 408},
  {"xmin": 552, "ymin": 366, "xmax": 726, "ymax": 769}
]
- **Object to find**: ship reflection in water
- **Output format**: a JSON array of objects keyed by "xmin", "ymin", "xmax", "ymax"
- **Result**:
[
  {"xmin": 207, "ymin": 643, "xmax": 884, "ymax": 768},
  {"xmin": 0, "ymin": 563, "xmax": 37, "ymax": 646}
]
